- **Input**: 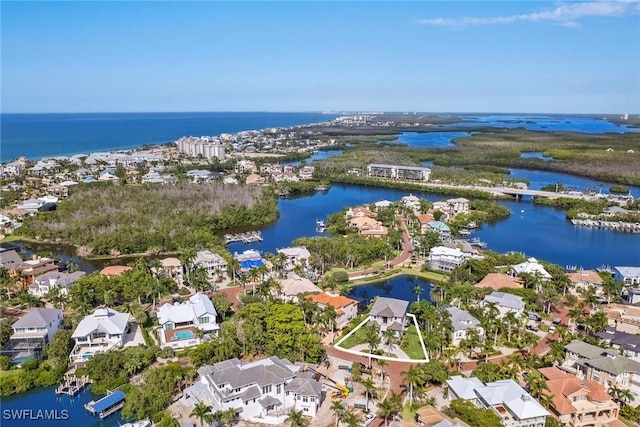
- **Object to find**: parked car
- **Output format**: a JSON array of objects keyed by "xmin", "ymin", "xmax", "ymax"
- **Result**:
[
  {"xmin": 363, "ymin": 413, "xmax": 376, "ymax": 426},
  {"xmin": 526, "ymin": 325, "xmax": 539, "ymax": 332},
  {"xmin": 528, "ymin": 312, "xmax": 541, "ymax": 321}
]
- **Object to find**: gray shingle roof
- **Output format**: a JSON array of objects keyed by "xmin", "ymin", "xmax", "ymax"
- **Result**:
[
  {"xmin": 285, "ymin": 377, "xmax": 322, "ymax": 397},
  {"xmin": 565, "ymin": 339, "xmax": 640, "ymax": 375},
  {"xmin": 483, "ymin": 292, "xmax": 525, "ymax": 311},
  {"xmin": 12, "ymin": 308, "xmax": 62, "ymax": 329},
  {"xmin": 370, "ymin": 297, "xmax": 408, "ymax": 318},
  {"xmin": 443, "ymin": 306, "xmax": 480, "ymax": 332}
]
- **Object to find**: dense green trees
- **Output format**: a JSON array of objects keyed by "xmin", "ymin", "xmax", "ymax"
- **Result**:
[
  {"xmin": 18, "ymin": 183, "xmax": 278, "ymax": 255},
  {"xmin": 84, "ymin": 346, "xmax": 156, "ymax": 394},
  {"xmin": 445, "ymin": 399, "xmax": 502, "ymax": 427}
]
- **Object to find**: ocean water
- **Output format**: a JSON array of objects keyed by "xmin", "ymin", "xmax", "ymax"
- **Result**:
[{"xmin": 0, "ymin": 112, "xmax": 337, "ymax": 162}]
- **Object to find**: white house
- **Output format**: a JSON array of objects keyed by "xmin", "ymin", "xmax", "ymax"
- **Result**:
[
  {"xmin": 277, "ymin": 247, "xmax": 311, "ymax": 269},
  {"xmin": 69, "ymin": 308, "xmax": 132, "ymax": 363},
  {"xmin": 183, "ymin": 356, "xmax": 323, "ymax": 425},
  {"xmin": 278, "ymin": 274, "xmax": 322, "ymax": 302},
  {"xmin": 443, "ymin": 306, "xmax": 484, "ymax": 346},
  {"xmin": 193, "ymin": 250, "xmax": 227, "ymax": 279},
  {"xmin": 158, "ymin": 257, "xmax": 184, "ymax": 285},
  {"xmin": 28, "ymin": 271, "xmax": 86, "ymax": 297},
  {"xmin": 510, "ymin": 257, "xmax": 552, "ymax": 281},
  {"xmin": 481, "ymin": 292, "xmax": 525, "ymax": 318},
  {"xmin": 446, "ymin": 198, "xmax": 470, "ymax": 215},
  {"xmin": 428, "ymin": 246, "xmax": 469, "ymax": 273},
  {"xmin": 157, "ymin": 293, "xmax": 219, "ymax": 349},
  {"xmin": 447, "ymin": 376, "xmax": 549, "ymax": 427},
  {"xmin": 2, "ymin": 308, "xmax": 63, "ymax": 364},
  {"xmin": 614, "ymin": 267, "xmax": 640, "ymax": 286},
  {"xmin": 369, "ymin": 297, "xmax": 409, "ymax": 337}
]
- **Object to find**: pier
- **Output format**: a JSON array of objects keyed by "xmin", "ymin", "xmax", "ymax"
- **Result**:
[
  {"xmin": 55, "ymin": 374, "xmax": 92, "ymax": 396},
  {"xmin": 571, "ymin": 219, "xmax": 640, "ymax": 233},
  {"xmin": 224, "ymin": 231, "xmax": 263, "ymax": 244},
  {"xmin": 85, "ymin": 390, "xmax": 126, "ymax": 419}
]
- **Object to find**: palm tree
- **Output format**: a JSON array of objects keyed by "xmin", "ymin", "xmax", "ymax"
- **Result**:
[
  {"xmin": 330, "ymin": 400, "xmax": 345, "ymax": 427},
  {"xmin": 526, "ymin": 371, "xmax": 550, "ymax": 399},
  {"xmin": 190, "ymin": 402, "xmax": 214, "ymax": 427},
  {"xmin": 382, "ymin": 329, "xmax": 396, "ymax": 356},
  {"xmin": 247, "ymin": 268, "xmax": 260, "ymax": 295},
  {"xmin": 504, "ymin": 311, "xmax": 519, "ymax": 343},
  {"xmin": 402, "ymin": 365, "xmax": 423, "ymax": 405},
  {"xmin": 227, "ymin": 257, "xmax": 241, "ymax": 283},
  {"xmin": 342, "ymin": 411, "xmax": 362, "ymax": 427},
  {"xmin": 520, "ymin": 332, "xmax": 539, "ymax": 355},
  {"xmin": 363, "ymin": 325, "xmax": 380, "ymax": 368},
  {"xmin": 376, "ymin": 358, "xmax": 387, "ymax": 384},
  {"xmin": 377, "ymin": 391, "xmax": 402, "ymax": 427},
  {"xmin": 412, "ymin": 285, "xmax": 423, "ymax": 302},
  {"xmin": 361, "ymin": 377, "xmax": 376, "ymax": 412},
  {"xmin": 285, "ymin": 409, "xmax": 308, "ymax": 427},
  {"xmin": 609, "ymin": 385, "xmax": 634, "ymax": 407}
]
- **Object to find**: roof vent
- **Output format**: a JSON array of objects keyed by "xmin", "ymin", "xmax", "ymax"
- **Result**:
[{"xmin": 521, "ymin": 394, "xmax": 530, "ymax": 401}]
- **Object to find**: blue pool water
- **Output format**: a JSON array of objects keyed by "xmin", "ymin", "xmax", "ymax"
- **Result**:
[{"xmin": 174, "ymin": 330, "xmax": 195, "ymax": 340}]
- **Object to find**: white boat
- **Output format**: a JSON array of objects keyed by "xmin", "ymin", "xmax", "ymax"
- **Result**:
[
  {"xmin": 316, "ymin": 219, "xmax": 326, "ymax": 227},
  {"xmin": 458, "ymin": 229, "xmax": 472, "ymax": 236},
  {"xmin": 120, "ymin": 420, "xmax": 152, "ymax": 427}
]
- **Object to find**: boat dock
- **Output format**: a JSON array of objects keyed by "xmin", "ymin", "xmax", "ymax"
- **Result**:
[
  {"xmin": 224, "ymin": 231, "xmax": 263, "ymax": 244},
  {"xmin": 469, "ymin": 237, "xmax": 487, "ymax": 248},
  {"xmin": 55, "ymin": 374, "xmax": 92, "ymax": 396},
  {"xmin": 85, "ymin": 390, "xmax": 126, "ymax": 419},
  {"xmin": 571, "ymin": 219, "xmax": 640, "ymax": 233}
]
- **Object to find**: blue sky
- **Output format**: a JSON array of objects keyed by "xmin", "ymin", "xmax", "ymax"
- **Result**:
[{"xmin": 2, "ymin": 1, "xmax": 639, "ymax": 114}]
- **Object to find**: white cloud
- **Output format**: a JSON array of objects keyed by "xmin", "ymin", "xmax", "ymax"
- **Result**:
[{"xmin": 417, "ymin": 1, "xmax": 640, "ymax": 28}]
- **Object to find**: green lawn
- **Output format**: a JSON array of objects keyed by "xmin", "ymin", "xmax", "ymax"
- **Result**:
[
  {"xmin": 339, "ymin": 326, "xmax": 369, "ymax": 349},
  {"xmin": 401, "ymin": 325, "xmax": 427, "ymax": 360}
]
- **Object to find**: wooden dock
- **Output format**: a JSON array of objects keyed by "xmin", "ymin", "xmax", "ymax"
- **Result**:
[{"xmin": 55, "ymin": 374, "xmax": 92, "ymax": 396}]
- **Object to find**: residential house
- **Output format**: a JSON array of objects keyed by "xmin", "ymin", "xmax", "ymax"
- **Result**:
[
  {"xmin": 100, "ymin": 265, "xmax": 132, "ymax": 276},
  {"xmin": 415, "ymin": 213, "xmax": 436, "ymax": 234},
  {"xmin": 0, "ymin": 248, "xmax": 23, "ymax": 272},
  {"xmin": 15, "ymin": 256, "xmax": 59, "ymax": 286},
  {"xmin": 306, "ymin": 293, "xmax": 358, "ymax": 329},
  {"xmin": 443, "ymin": 306, "xmax": 484, "ymax": 346},
  {"xmin": 402, "ymin": 194, "xmax": 421, "ymax": 211},
  {"xmin": 298, "ymin": 165, "xmax": 314, "ymax": 180},
  {"xmin": 186, "ymin": 169, "xmax": 216, "ymax": 182},
  {"xmin": 349, "ymin": 216, "xmax": 388, "ymax": 237},
  {"xmin": 446, "ymin": 376, "xmax": 549, "ymax": 427},
  {"xmin": 567, "ymin": 270, "xmax": 604, "ymax": 295},
  {"xmin": 596, "ymin": 327, "xmax": 640, "ymax": 362},
  {"xmin": 69, "ymin": 307, "xmax": 132, "ymax": 363},
  {"xmin": 157, "ymin": 293, "xmax": 219, "ymax": 349},
  {"xmin": 193, "ymin": 250, "xmax": 227, "ymax": 279},
  {"xmin": 183, "ymin": 356, "xmax": 323, "ymax": 425},
  {"xmin": 539, "ymin": 366, "xmax": 619, "ymax": 427},
  {"xmin": 475, "ymin": 273, "xmax": 523, "ymax": 291},
  {"xmin": 562, "ymin": 340, "xmax": 640, "ymax": 397},
  {"xmin": 510, "ymin": 257, "xmax": 552, "ymax": 281},
  {"xmin": 278, "ymin": 274, "xmax": 322, "ymax": 302},
  {"xmin": 158, "ymin": 257, "xmax": 184, "ymax": 284},
  {"xmin": 235, "ymin": 250, "xmax": 264, "ymax": 270},
  {"xmin": 29, "ymin": 270, "xmax": 86, "ymax": 297},
  {"xmin": 402, "ymin": 405, "xmax": 470, "ymax": 427},
  {"xmin": 428, "ymin": 246, "xmax": 469, "ymax": 273},
  {"xmin": 614, "ymin": 267, "xmax": 640, "ymax": 286},
  {"xmin": 427, "ymin": 221, "xmax": 452, "ymax": 240},
  {"xmin": 223, "ymin": 175, "xmax": 239, "ymax": 185},
  {"xmin": 277, "ymin": 247, "xmax": 311, "ymax": 269},
  {"xmin": 481, "ymin": 292, "xmax": 525, "ymax": 318},
  {"xmin": 446, "ymin": 198, "xmax": 470, "ymax": 215},
  {"xmin": 345, "ymin": 206, "xmax": 375, "ymax": 219},
  {"xmin": 1, "ymin": 308, "xmax": 63, "ymax": 364},
  {"xmin": 245, "ymin": 174, "xmax": 266, "ymax": 185},
  {"xmin": 369, "ymin": 297, "xmax": 409, "ymax": 337}
]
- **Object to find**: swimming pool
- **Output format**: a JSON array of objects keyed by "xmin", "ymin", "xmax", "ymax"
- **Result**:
[
  {"xmin": 82, "ymin": 352, "xmax": 94, "ymax": 360},
  {"xmin": 174, "ymin": 330, "xmax": 195, "ymax": 340}
]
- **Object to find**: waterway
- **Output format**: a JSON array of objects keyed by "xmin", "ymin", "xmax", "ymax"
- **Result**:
[
  {"xmin": 440, "ymin": 114, "xmax": 639, "ymax": 134},
  {"xmin": 347, "ymin": 275, "xmax": 433, "ymax": 305},
  {"xmin": 1, "ymin": 385, "xmax": 124, "ymax": 426},
  {"xmin": 386, "ymin": 131, "xmax": 471, "ymax": 148}
]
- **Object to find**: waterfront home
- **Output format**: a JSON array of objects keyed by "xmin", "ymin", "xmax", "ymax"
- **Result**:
[
  {"xmin": 345, "ymin": 206, "xmax": 375, "ymax": 219},
  {"xmin": 1, "ymin": 308, "xmax": 63, "ymax": 364},
  {"xmin": 562, "ymin": 339, "xmax": 640, "ymax": 398},
  {"xmin": 602, "ymin": 303, "xmax": 640, "ymax": 334},
  {"xmin": 369, "ymin": 297, "xmax": 408, "ymax": 338},
  {"xmin": 614, "ymin": 266, "xmax": 640, "ymax": 286},
  {"xmin": 446, "ymin": 376, "xmax": 549, "ymax": 427},
  {"xmin": 183, "ymin": 356, "xmax": 323, "ymax": 425},
  {"xmin": 539, "ymin": 366, "xmax": 619, "ymax": 427},
  {"xmin": 475, "ymin": 273, "xmax": 523, "ymax": 291},
  {"xmin": 29, "ymin": 270, "xmax": 86, "ymax": 297},
  {"xmin": 298, "ymin": 165, "xmax": 314, "ymax": 180},
  {"xmin": 481, "ymin": 292, "xmax": 525, "ymax": 318},
  {"xmin": 443, "ymin": 306, "xmax": 484, "ymax": 346},
  {"xmin": 446, "ymin": 198, "xmax": 470, "ymax": 215},
  {"xmin": 596, "ymin": 327, "xmax": 640, "ymax": 362},
  {"xmin": 69, "ymin": 307, "xmax": 132, "ymax": 364},
  {"xmin": 157, "ymin": 293, "xmax": 219, "ymax": 349},
  {"xmin": 100, "ymin": 265, "xmax": 132, "ymax": 276},
  {"xmin": 349, "ymin": 216, "xmax": 388, "ymax": 237},
  {"xmin": 306, "ymin": 293, "xmax": 358, "ymax": 329},
  {"xmin": 401, "ymin": 194, "xmax": 421, "ymax": 211},
  {"xmin": 156, "ymin": 257, "xmax": 184, "ymax": 284},
  {"xmin": 415, "ymin": 213, "xmax": 436, "ymax": 234},
  {"xmin": 509, "ymin": 257, "xmax": 552, "ymax": 281},
  {"xmin": 15, "ymin": 256, "xmax": 59, "ymax": 286},
  {"xmin": 193, "ymin": 250, "xmax": 227, "ymax": 278},
  {"xmin": 235, "ymin": 160, "xmax": 258, "ymax": 174},
  {"xmin": 402, "ymin": 405, "xmax": 471, "ymax": 427},
  {"xmin": 566, "ymin": 269, "xmax": 604, "ymax": 295},
  {"xmin": 0, "ymin": 248, "xmax": 23, "ymax": 271},
  {"xmin": 235, "ymin": 249, "xmax": 263, "ymax": 270},
  {"xmin": 278, "ymin": 274, "xmax": 322, "ymax": 302},
  {"xmin": 98, "ymin": 172, "xmax": 119, "ymax": 183},
  {"xmin": 277, "ymin": 246, "xmax": 311, "ymax": 269},
  {"xmin": 427, "ymin": 221, "xmax": 452, "ymax": 240},
  {"xmin": 428, "ymin": 246, "xmax": 469, "ymax": 273},
  {"xmin": 373, "ymin": 200, "xmax": 393, "ymax": 210}
]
